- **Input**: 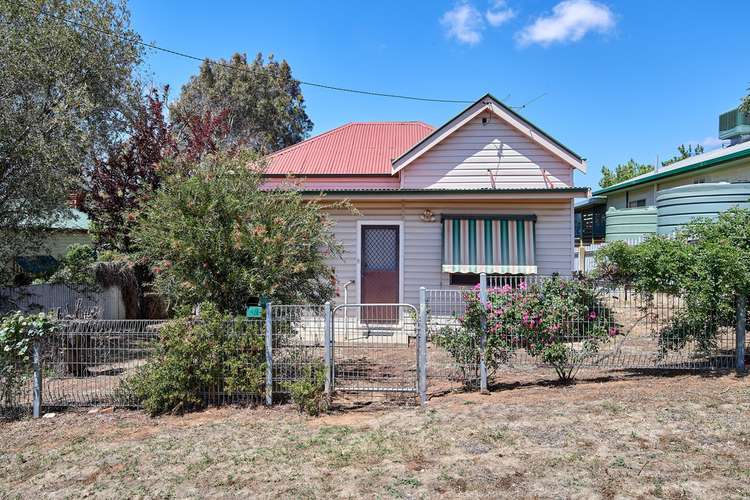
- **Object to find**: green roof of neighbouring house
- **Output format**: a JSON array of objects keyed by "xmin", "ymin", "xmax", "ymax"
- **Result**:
[
  {"xmin": 50, "ymin": 209, "xmax": 90, "ymax": 231},
  {"xmin": 593, "ymin": 140, "xmax": 750, "ymax": 196}
]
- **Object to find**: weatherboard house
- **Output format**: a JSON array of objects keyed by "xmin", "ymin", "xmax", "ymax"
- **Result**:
[{"xmin": 264, "ymin": 94, "xmax": 589, "ymax": 306}]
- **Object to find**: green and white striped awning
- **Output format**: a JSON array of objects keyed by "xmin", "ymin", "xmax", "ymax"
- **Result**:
[{"xmin": 442, "ymin": 215, "xmax": 537, "ymax": 274}]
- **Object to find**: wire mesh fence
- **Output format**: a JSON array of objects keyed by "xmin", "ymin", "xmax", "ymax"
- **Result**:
[
  {"xmin": 427, "ymin": 275, "xmax": 745, "ymax": 391},
  {"xmin": 331, "ymin": 304, "xmax": 418, "ymax": 400},
  {"xmin": 270, "ymin": 305, "xmax": 326, "ymax": 398},
  {"xmin": 3, "ymin": 276, "xmax": 746, "ymax": 418}
]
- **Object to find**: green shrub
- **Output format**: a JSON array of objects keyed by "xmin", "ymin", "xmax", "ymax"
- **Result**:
[
  {"xmin": 437, "ymin": 276, "xmax": 618, "ymax": 383},
  {"xmin": 132, "ymin": 152, "xmax": 349, "ymax": 314},
  {"xmin": 121, "ymin": 302, "xmax": 264, "ymax": 416},
  {"xmin": 284, "ymin": 361, "xmax": 329, "ymax": 416},
  {"xmin": 48, "ymin": 244, "xmax": 97, "ymax": 286},
  {"xmin": 594, "ymin": 208, "xmax": 750, "ymax": 357},
  {"xmin": 0, "ymin": 312, "xmax": 57, "ymax": 408}
]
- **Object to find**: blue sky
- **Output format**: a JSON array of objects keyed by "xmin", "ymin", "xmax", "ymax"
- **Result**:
[{"xmin": 129, "ymin": 0, "xmax": 750, "ymax": 188}]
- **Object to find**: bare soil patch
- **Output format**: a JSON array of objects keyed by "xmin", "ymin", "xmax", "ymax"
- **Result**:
[{"xmin": 1, "ymin": 371, "xmax": 748, "ymax": 499}]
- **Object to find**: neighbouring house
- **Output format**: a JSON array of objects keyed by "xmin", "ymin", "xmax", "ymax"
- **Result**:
[
  {"xmin": 265, "ymin": 94, "xmax": 589, "ymax": 305},
  {"xmin": 574, "ymin": 196, "xmax": 606, "ymax": 244},
  {"xmin": 590, "ymin": 107, "xmax": 750, "ymax": 241},
  {"xmin": 12, "ymin": 208, "xmax": 91, "ymax": 281}
]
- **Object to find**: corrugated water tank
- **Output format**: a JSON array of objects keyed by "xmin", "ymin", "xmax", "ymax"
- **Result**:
[
  {"xmin": 656, "ymin": 182, "xmax": 750, "ymax": 235},
  {"xmin": 605, "ymin": 206, "xmax": 657, "ymax": 242}
]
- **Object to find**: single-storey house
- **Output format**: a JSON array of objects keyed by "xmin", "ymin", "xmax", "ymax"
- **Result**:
[
  {"xmin": 10, "ymin": 209, "xmax": 91, "ymax": 283},
  {"xmin": 593, "ymin": 140, "xmax": 750, "ymax": 210},
  {"xmin": 578, "ymin": 107, "xmax": 750, "ymax": 242},
  {"xmin": 265, "ymin": 94, "xmax": 589, "ymax": 305}
]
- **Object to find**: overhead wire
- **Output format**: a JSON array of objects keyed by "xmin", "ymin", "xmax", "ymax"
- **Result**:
[{"xmin": 8, "ymin": 0, "xmax": 547, "ymax": 109}]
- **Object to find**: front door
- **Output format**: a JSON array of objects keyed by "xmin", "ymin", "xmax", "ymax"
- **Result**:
[{"xmin": 360, "ymin": 225, "xmax": 399, "ymax": 322}]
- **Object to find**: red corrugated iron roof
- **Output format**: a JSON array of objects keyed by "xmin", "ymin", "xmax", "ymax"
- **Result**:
[{"xmin": 265, "ymin": 122, "xmax": 435, "ymax": 175}]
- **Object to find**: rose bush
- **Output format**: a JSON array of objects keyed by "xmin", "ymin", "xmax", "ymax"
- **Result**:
[{"xmin": 435, "ymin": 276, "xmax": 618, "ymax": 383}]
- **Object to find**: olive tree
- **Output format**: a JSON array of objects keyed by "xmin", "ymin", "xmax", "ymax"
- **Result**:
[{"xmin": 0, "ymin": 0, "xmax": 143, "ymax": 284}]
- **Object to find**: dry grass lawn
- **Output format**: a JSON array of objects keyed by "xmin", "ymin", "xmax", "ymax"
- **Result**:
[{"xmin": 1, "ymin": 370, "xmax": 749, "ymax": 499}]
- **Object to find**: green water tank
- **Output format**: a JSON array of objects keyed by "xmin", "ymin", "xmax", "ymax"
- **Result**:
[
  {"xmin": 605, "ymin": 206, "xmax": 657, "ymax": 242},
  {"xmin": 656, "ymin": 182, "xmax": 750, "ymax": 235}
]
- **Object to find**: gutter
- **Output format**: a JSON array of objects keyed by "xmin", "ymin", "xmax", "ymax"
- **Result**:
[{"xmin": 296, "ymin": 187, "xmax": 590, "ymax": 196}]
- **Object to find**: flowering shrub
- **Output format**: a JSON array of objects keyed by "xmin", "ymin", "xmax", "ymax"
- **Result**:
[
  {"xmin": 0, "ymin": 312, "xmax": 57, "ymax": 410},
  {"xmin": 435, "ymin": 276, "xmax": 619, "ymax": 383}
]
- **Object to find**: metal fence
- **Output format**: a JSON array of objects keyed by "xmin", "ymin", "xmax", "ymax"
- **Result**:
[
  {"xmin": 2, "ymin": 276, "xmax": 747, "ymax": 417},
  {"xmin": 1, "ymin": 318, "xmax": 269, "ymax": 417},
  {"xmin": 426, "ymin": 275, "xmax": 746, "ymax": 391},
  {"xmin": 269, "ymin": 305, "xmax": 326, "ymax": 401}
]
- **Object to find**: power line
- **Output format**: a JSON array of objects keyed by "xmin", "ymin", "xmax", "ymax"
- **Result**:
[{"xmin": 10, "ymin": 1, "xmax": 546, "ymax": 108}]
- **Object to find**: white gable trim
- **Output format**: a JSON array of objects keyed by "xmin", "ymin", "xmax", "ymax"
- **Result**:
[{"xmin": 392, "ymin": 95, "xmax": 587, "ymax": 174}]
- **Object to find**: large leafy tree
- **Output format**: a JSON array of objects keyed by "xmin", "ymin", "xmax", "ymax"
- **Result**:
[
  {"xmin": 132, "ymin": 152, "xmax": 344, "ymax": 314},
  {"xmin": 599, "ymin": 159, "xmax": 654, "ymax": 188},
  {"xmin": 84, "ymin": 87, "xmax": 176, "ymax": 252},
  {"xmin": 84, "ymin": 87, "xmax": 238, "ymax": 252},
  {"xmin": 0, "ymin": 0, "xmax": 143, "ymax": 283},
  {"xmin": 170, "ymin": 53, "xmax": 313, "ymax": 153}
]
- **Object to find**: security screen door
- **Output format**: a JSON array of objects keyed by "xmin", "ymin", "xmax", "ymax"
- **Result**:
[{"xmin": 360, "ymin": 225, "xmax": 399, "ymax": 323}]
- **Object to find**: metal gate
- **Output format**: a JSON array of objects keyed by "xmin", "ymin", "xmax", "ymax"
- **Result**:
[{"xmin": 330, "ymin": 303, "xmax": 419, "ymax": 395}]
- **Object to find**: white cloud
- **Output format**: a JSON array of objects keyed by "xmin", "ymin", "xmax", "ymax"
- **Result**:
[
  {"xmin": 700, "ymin": 137, "xmax": 729, "ymax": 151},
  {"xmin": 486, "ymin": 0, "xmax": 515, "ymax": 27},
  {"xmin": 441, "ymin": 2, "xmax": 484, "ymax": 45},
  {"xmin": 517, "ymin": 0, "xmax": 615, "ymax": 47}
]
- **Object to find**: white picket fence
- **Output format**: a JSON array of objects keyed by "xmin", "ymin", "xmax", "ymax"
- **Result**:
[{"xmin": 0, "ymin": 284, "xmax": 127, "ymax": 319}]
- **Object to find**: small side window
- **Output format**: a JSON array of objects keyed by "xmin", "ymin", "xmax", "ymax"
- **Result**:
[
  {"xmin": 449, "ymin": 273, "xmax": 480, "ymax": 286},
  {"xmin": 628, "ymin": 199, "xmax": 646, "ymax": 208}
]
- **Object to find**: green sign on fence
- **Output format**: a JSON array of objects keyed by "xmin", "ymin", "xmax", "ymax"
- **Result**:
[{"xmin": 245, "ymin": 306, "xmax": 262, "ymax": 318}]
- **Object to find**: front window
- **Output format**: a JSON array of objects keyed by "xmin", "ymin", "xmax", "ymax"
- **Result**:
[{"xmin": 442, "ymin": 215, "xmax": 537, "ymax": 275}]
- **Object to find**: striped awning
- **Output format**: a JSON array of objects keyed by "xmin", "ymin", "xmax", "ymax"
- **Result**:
[{"xmin": 442, "ymin": 216, "xmax": 537, "ymax": 274}]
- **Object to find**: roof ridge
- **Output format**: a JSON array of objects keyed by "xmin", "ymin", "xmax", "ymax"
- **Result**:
[
  {"xmin": 268, "ymin": 121, "xmax": 435, "ymax": 158},
  {"xmin": 267, "ymin": 122, "xmax": 358, "ymax": 158}
]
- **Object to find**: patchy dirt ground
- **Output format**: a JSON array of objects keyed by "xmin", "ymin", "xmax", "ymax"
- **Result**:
[{"xmin": 1, "ymin": 370, "xmax": 749, "ymax": 499}]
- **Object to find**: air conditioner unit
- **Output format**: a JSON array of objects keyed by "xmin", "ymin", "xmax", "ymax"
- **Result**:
[{"xmin": 719, "ymin": 107, "xmax": 750, "ymax": 145}]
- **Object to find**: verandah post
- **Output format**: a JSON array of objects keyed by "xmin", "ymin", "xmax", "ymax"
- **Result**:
[
  {"xmin": 479, "ymin": 272, "xmax": 489, "ymax": 394},
  {"xmin": 418, "ymin": 287, "xmax": 428, "ymax": 406},
  {"xmin": 323, "ymin": 301, "xmax": 332, "ymax": 397},
  {"xmin": 265, "ymin": 302, "xmax": 273, "ymax": 406},
  {"xmin": 32, "ymin": 339, "xmax": 42, "ymax": 418},
  {"xmin": 736, "ymin": 294, "xmax": 747, "ymax": 374}
]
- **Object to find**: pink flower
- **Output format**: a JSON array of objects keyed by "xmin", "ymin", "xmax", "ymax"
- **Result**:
[
  {"xmin": 609, "ymin": 327, "xmax": 619, "ymax": 337},
  {"xmin": 588, "ymin": 311, "xmax": 597, "ymax": 320},
  {"xmin": 519, "ymin": 282, "xmax": 528, "ymax": 291}
]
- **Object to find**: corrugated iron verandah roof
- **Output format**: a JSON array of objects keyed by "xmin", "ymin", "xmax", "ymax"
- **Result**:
[{"xmin": 265, "ymin": 121, "xmax": 435, "ymax": 176}]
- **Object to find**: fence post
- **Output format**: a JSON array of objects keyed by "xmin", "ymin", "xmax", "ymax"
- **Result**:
[
  {"xmin": 265, "ymin": 302, "xmax": 273, "ymax": 406},
  {"xmin": 736, "ymin": 294, "xmax": 747, "ymax": 374},
  {"xmin": 578, "ymin": 242, "xmax": 586, "ymax": 273},
  {"xmin": 32, "ymin": 339, "xmax": 42, "ymax": 418},
  {"xmin": 323, "ymin": 301, "xmax": 333, "ymax": 397},
  {"xmin": 418, "ymin": 287, "xmax": 428, "ymax": 406},
  {"xmin": 479, "ymin": 273, "xmax": 489, "ymax": 394}
]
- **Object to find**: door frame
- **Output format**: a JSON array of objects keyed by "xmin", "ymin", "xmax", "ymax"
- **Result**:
[{"xmin": 356, "ymin": 220, "xmax": 404, "ymax": 306}]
